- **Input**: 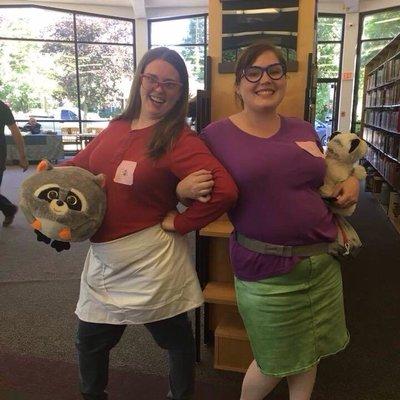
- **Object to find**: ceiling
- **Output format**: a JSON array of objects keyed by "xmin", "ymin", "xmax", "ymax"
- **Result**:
[
  {"xmin": 10, "ymin": 0, "xmax": 358, "ymax": 7},
  {"xmin": 6, "ymin": 0, "xmax": 209, "ymax": 18},
  {"xmin": 4, "ymin": 0, "xmax": 366, "ymax": 16},
  {"xmin": 35, "ymin": 0, "xmax": 208, "ymax": 7}
]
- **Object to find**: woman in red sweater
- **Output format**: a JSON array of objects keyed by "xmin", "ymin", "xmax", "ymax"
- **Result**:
[{"xmin": 66, "ymin": 47, "xmax": 237, "ymax": 400}]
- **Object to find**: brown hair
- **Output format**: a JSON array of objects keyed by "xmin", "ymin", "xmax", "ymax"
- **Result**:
[
  {"xmin": 116, "ymin": 47, "xmax": 189, "ymax": 159},
  {"xmin": 234, "ymin": 42, "xmax": 287, "ymax": 108}
]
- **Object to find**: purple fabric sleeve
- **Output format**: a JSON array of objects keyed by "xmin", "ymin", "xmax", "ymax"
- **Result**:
[{"xmin": 200, "ymin": 116, "xmax": 337, "ymax": 281}]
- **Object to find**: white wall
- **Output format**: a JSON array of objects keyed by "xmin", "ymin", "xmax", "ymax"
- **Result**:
[
  {"xmin": 318, "ymin": 0, "xmax": 400, "ymax": 131},
  {"xmin": 0, "ymin": 1, "xmax": 134, "ymax": 17},
  {"xmin": 0, "ymin": 1, "xmax": 207, "ymax": 18},
  {"xmin": 360, "ymin": 0, "xmax": 400, "ymax": 12}
]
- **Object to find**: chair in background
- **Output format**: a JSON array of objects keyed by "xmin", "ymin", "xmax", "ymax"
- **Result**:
[
  {"xmin": 61, "ymin": 127, "xmax": 81, "ymax": 156},
  {"xmin": 86, "ymin": 127, "xmax": 103, "ymax": 135}
]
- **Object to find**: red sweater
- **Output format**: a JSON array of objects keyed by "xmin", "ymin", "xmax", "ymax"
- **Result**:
[{"xmin": 64, "ymin": 119, "xmax": 238, "ymax": 242}]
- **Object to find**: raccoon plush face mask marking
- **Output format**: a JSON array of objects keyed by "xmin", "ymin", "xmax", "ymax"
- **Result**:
[{"xmin": 20, "ymin": 159, "xmax": 106, "ymax": 251}]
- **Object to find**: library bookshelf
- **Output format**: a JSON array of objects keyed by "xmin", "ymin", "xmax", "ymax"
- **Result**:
[
  {"xmin": 197, "ymin": 215, "xmax": 253, "ymax": 372},
  {"xmin": 361, "ymin": 33, "xmax": 400, "ymax": 233}
]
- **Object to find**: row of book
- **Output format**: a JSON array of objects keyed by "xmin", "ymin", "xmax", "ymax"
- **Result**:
[
  {"xmin": 364, "ymin": 109, "xmax": 400, "ymax": 132},
  {"xmin": 364, "ymin": 127, "xmax": 400, "ymax": 160},
  {"xmin": 365, "ymin": 82, "xmax": 400, "ymax": 107},
  {"xmin": 365, "ymin": 147, "xmax": 400, "ymax": 190},
  {"xmin": 366, "ymin": 56, "xmax": 400, "ymax": 90}
]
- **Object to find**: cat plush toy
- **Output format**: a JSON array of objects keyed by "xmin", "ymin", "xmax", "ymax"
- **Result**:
[
  {"xmin": 319, "ymin": 131, "xmax": 368, "ymax": 216},
  {"xmin": 20, "ymin": 159, "xmax": 106, "ymax": 252}
]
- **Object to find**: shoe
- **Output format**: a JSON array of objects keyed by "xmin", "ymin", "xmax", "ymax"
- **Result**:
[{"xmin": 3, "ymin": 205, "xmax": 18, "ymax": 227}]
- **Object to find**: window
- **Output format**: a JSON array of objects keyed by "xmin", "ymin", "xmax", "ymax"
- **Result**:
[
  {"xmin": 0, "ymin": 6, "xmax": 135, "ymax": 134},
  {"xmin": 352, "ymin": 7, "xmax": 400, "ymax": 132},
  {"xmin": 316, "ymin": 14, "xmax": 345, "ymax": 143},
  {"xmin": 149, "ymin": 15, "xmax": 208, "ymax": 98}
]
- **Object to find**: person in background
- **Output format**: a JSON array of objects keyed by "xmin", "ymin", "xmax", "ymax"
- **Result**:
[
  {"xmin": 187, "ymin": 95, "xmax": 197, "ymax": 127},
  {"xmin": 0, "ymin": 100, "xmax": 28, "ymax": 227},
  {"xmin": 177, "ymin": 42, "xmax": 360, "ymax": 400},
  {"xmin": 22, "ymin": 117, "xmax": 41, "ymax": 134},
  {"xmin": 63, "ymin": 47, "xmax": 237, "ymax": 400}
]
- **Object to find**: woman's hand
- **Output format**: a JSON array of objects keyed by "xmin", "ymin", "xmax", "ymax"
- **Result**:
[
  {"xmin": 331, "ymin": 175, "xmax": 360, "ymax": 208},
  {"xmin": 19, "ymin": 156, "xmax": 29, "ymax": 172},
  {"xmin": 176, "ymin": 169, "xmax": 214, "ymax": 204},
  {"xmin": 161, "ymin": 210, "xmax": 178, "ymax": 232}
]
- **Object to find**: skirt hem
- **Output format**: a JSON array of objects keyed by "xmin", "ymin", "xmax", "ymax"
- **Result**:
[{"xmin": 257, "ymin": 333, "xmax": 350, "ymax": 378}]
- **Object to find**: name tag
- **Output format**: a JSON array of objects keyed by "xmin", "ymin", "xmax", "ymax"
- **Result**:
[
  {"xmin": 295, "ymin": 141, "xmax": 325, "ymax": 158},
  {"xmin": 113, "ymin": 160, "xmax": 137, "ymax": 185}
]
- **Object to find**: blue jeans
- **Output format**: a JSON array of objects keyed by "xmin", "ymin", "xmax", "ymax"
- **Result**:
[{"xmin": 76, "ymin": 312, "xmax": 195, "ymax": 400}]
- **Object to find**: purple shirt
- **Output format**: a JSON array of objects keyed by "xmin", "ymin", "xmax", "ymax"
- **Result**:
[{"xmin": 201, "ymin": 116, "xmax": 337, "ymax": 281}]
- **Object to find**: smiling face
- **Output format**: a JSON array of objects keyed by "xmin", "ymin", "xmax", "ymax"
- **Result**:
[
  {"xmin": 236, "ymin": 50, "xmax": 287, "ymax": 114},
  {"xmin": 139, "ymin": 59, "xmax": 182, "ymax": 122}
]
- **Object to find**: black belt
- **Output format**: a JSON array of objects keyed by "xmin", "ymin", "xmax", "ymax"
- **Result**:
[{"xmin": 235, "ymin": 232, "xmax": 332, "ymax": 257}]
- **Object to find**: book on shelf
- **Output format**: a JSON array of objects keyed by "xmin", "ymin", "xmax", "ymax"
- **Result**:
[
  {"xmin": 365, "ymin": 147, "xmax": 400, "ymax": 189},
  {"xmin": 364, "ymin": 109, "xmax": 400, "ymax": 132},
  {"xmin": 365, "ymin": 82, "xmax": 400, "ymax": 107},
  {"xmin": 366, "ymin": 57, "xmax": 400, "ymax": 90},
  {"xmin": 365, "ymin": 127, "xmax": 400, "ymax": 160},
  {"xmin": 363, "ymin": 36, "xmax": 400, "ymax": 226}
]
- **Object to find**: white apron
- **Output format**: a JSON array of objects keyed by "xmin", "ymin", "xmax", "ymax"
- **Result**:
[{"xmin": 75, "ymin": 224, "xmax": 204, "ymax": 324}]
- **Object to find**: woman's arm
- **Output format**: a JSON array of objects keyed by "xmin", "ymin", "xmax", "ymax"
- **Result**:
[
  {"xmin": 176, "ymin": 169, "xmax": 214, "ymax": 204},
  {"xmin": 330, "ymin": 175, "xmax": 360, "ymax": 208},
  {"xmin": 8, "ymin": 123, "xmax": 28, "ymax": 171},
  {"xmin": 167, "ymin": 132, "xmax": 238, "ymax": 234}
]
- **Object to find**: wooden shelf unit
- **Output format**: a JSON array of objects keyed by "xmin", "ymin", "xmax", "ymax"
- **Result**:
[
  {"xmin": 361, "ymin": 33, "xmax": 400, "ymax": 234},
  {"xmin": 197, "ymin": 216, "xmax": 253, "ymax": 373},
  {"xmin": 199, "ymin": 219, "xmax": 233, "ymax": 238},
  {"xmin": 203, "ymin": 281, "xmax": 236, "ymax": 305},
  {"xmin": 214, "ymin": 313, "xmax": 253, "ymax": 373}
]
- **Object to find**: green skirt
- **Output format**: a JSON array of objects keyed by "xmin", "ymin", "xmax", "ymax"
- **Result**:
[{"xmin": 235, "ymin": 253, "xmax": 349, "ymax": 377}]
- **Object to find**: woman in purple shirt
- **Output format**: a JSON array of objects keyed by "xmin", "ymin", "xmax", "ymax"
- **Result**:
[{"xmin": 178, "ymin": 43, "xmax": 360, "ymax": 400}]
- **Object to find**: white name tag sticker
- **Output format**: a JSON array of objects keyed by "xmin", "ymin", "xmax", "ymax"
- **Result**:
[
  {"xmin": 295, "ymin": 141, "xmax": 325, "ymax": 158},
  {"xmin": 113, "ymin": 160, "xmax": 137, "ymax": 185}
]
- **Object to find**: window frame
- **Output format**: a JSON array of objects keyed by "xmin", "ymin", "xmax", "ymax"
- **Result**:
[
  {"xmin": 148, "ymin": 13, "xmax": 208, "ymax": 86},
  {"xmin": 0, "ymin": 4, "xmax": 136, "ymax": 133},
  {"xmin": 316, "ymin": 13, "xmax": 345, "ymax": 132}
]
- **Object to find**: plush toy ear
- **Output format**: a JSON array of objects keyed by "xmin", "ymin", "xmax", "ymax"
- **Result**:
[
  {"xmin": 329, "ymin": 131, "xmax": 341, "ymax": 141},
  {"xmin": 349, "ymin": 138, "xmax": 360, "ymax": 153},
  {"xmin": 94, "ymin": 173, "xmax": 106, "ymax": 189},
  {"xmin": 37, "ymin": 159, "xmax": 53, "ymax": 172}
]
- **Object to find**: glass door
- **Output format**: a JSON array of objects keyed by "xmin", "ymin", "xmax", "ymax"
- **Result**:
[{"xmin": 315, "ymin": 81, "xmax": 338, "ymax": 145}]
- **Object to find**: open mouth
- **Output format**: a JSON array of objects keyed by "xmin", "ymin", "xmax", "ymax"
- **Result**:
[
  {"xmin": 149, "ymin": 94, "xmax": 166, "ymax": 104},
  {"xmin": 255, "ymin": 88, "xmax": 275, "ymax": 96}
]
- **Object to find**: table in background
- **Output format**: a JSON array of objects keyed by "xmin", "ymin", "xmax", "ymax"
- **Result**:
[
  {"xmin": 60, "ymin": 132, "xmax": 98, "ymax": 156},
  {"xmin": 6, "ymin": 134, "xmax": 64, "ymax": 163}
]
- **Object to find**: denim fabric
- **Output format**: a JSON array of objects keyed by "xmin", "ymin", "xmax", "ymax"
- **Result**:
[
  {"xmin": 235, "ymin": 254, "xmax": 349, "ymax": 377},
  {"xmin": 76, "ymin": 312, "xmax": 195, "ymax": 400}
]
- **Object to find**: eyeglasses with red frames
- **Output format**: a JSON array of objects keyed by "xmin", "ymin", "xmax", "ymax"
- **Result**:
[
  {"xmin": 242, "ymin": 63, "xmax": 287, "ymax": 83},
  {"xmin": 140, "ymin": 73, "xmax": 183, "ymax": 92}
]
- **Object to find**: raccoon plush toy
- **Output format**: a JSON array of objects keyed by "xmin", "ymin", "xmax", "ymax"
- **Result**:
[
  {"xmin": 20, "ymin": 159, "xmax": 106, "ymax": 252},
  {"xmin": 319, "ymin": 131, "xmax": 368, "ymax": 216}
]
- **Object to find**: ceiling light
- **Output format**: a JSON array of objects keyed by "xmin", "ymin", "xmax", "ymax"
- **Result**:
[
  {"xmin": 223, "ymin": 8, "xmax": 279, "ymax": 15},
  {"xmin": 374, "ymin": 16, "xmax": 400, "ymax": 24},
  {"xmin": 242, "ymin": 8, "xmax": 279, "ymax": 14}
]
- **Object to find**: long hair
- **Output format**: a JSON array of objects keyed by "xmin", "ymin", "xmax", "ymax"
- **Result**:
[
  {"xmin": 116, "ymin": 47, "xmax": 189, "ymax": 159},
  {"xmin": 234, "ymin": 42, "xmax": 287, "ymax": 108}
]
